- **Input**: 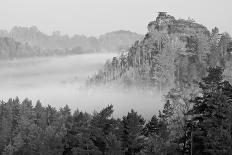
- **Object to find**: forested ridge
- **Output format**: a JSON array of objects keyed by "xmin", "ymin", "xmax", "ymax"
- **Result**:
[
  {"xmin": 0, "ymin": 37, "xmax": 84, "ymax": 59},
  {"xmin": 87, "ymin": 12, "xmax": 232, "ymax": 90},
  {"xmin": 0, "ymin": 28, "xmax": 142, "ymax": 59}
]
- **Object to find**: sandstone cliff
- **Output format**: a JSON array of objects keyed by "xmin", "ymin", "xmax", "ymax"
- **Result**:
[{"xmin": 87, "ymin": 12, "xmax": 232, "ymax": 90}]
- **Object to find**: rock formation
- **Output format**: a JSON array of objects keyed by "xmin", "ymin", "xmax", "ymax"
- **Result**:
[{"xmin": 87, "ymin": 12, "xmax": 232, "ymax": 90}]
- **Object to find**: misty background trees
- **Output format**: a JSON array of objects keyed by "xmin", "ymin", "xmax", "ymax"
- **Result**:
[{"xmin": 0, "ymin": 28, "xmax": 142, "ymax": 59}]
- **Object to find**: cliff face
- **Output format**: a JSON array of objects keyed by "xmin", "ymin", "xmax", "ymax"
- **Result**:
[
  {"xmin": 87, "ymin": 12, "xmax": 232, "ymax": 89},
  {"xmin": 147, "ymin": 12, "xmax": 210, "ymax": 42}
]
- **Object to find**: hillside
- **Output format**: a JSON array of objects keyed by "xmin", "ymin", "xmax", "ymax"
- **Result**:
[
  {"xmin": 0, "ymin": 27, "xmax": 142, "ymax": 53},
  {"xmin": 0, "ymin": 37, "xmax": 84, "ymax": 59},
  {"xmin": 87, "ymin": 12, "xmax": 232, "ymax": 90},
  {"xmin": 99, "ymin": 30, "xmax": 143, "ymax": 52}
]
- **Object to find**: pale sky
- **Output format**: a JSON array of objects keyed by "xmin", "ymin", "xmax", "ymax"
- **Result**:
[{"xmin": 0, "ymin": 0, "xmax": 231, "ymax": 37}]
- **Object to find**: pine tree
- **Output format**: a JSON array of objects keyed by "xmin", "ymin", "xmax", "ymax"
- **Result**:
[
  {"xmin": 143, "ymin": 115, "xmax": 159, "ymax": 136},
  {"xmin": 188, "ymin": 67, "xmax": 232, "ymax": 154},
  {"xmin": 106, "ymin": 132, "xmax": 122, "ymax": 155},
  {"xmin": 121, "ymin": 109, "xmax": 145, "ymax": 155},
  {"xmin": 143, "ymin": 114, "xmax": 166, "ymax": 154},
  {"xmin": 90, "ymin": 105, "xmax": 118, "ymax": 154},
  {"xmin": 34, "ymin": 100, "xmax": 47, "ymax": 128}
]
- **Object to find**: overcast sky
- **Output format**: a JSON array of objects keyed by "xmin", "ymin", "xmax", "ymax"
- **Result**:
[{"xmin": 0, "ymin": 0, "xmax": 231, "ymax": 37}]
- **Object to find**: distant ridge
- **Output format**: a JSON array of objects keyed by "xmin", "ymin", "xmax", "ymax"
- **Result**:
[{"xmin": 0, "ymin": 27, "xmax": 143, "ymax": 58}]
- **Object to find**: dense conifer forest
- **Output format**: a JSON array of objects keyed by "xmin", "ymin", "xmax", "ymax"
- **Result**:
[{"xmin": 1, "ymin": 67, "xmax": 232, "ymax": 155}]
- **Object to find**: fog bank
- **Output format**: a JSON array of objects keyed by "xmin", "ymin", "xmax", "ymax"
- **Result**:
[{"xmin": 0, "ymin": 53, "xmax": 163, "ymax": 119}]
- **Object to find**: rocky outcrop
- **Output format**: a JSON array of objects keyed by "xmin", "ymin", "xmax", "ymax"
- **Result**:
[
  {"xmin": 148, "ymin": 12, "xmax": 210, "ymax": 38},
  {"xmin": 87, "ymin": 12, "xmax": 231, "ymax": 89}
]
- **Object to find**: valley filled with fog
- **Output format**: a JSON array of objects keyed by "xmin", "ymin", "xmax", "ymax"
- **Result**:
[
  {"xmin": 1, "ymin": 1, "xmax": 232, "ymax": 153},
  {"xmin": 0, "ymin": 53, "xmax": 162, "ymax": 119}
]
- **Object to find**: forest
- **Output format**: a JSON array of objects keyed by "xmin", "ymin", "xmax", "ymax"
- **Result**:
[
  {"xmin": 1, "ymin": 67, "xmax": 232, "ymax": 155},
  {"xmin": 84, "ymin": 12, "xmax": 232, "ymax": 154},
  {"xmin": 1, "ymin": 12, "xmax": 232, "ymax": 155}
]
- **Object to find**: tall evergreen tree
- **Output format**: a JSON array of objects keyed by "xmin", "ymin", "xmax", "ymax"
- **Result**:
[
  {"xmin": 121, "ymin": 109, "xmax": 145, "ymax": 155},
  {"xmin": 90, "ymin": 105, "xmax": 119, "ymax": 154},
  {"xmin": 187, "ymin": 67, "xmax": 232, "ymax": 155}
]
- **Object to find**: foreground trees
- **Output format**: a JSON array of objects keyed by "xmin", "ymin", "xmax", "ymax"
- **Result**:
[
  {"xmin": 187, "ymin": 67, "xmax": 232, "ymax": 154},
  {"xmin": 1, "ymin": 67, "xmax": 232, "ymax": 154}
]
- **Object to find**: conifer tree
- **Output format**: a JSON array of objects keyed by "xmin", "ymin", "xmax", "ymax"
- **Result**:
[
  {"xmin": 90, "ymin": 105, "xmax": 119, "ymax": 154},
  {"xmin": 121, "ymin": 109, "xmax": 145, "ymax": 155},
  {"xmin": 188, "ymin": 67, "xmax": 232, "ymax": 154}
]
